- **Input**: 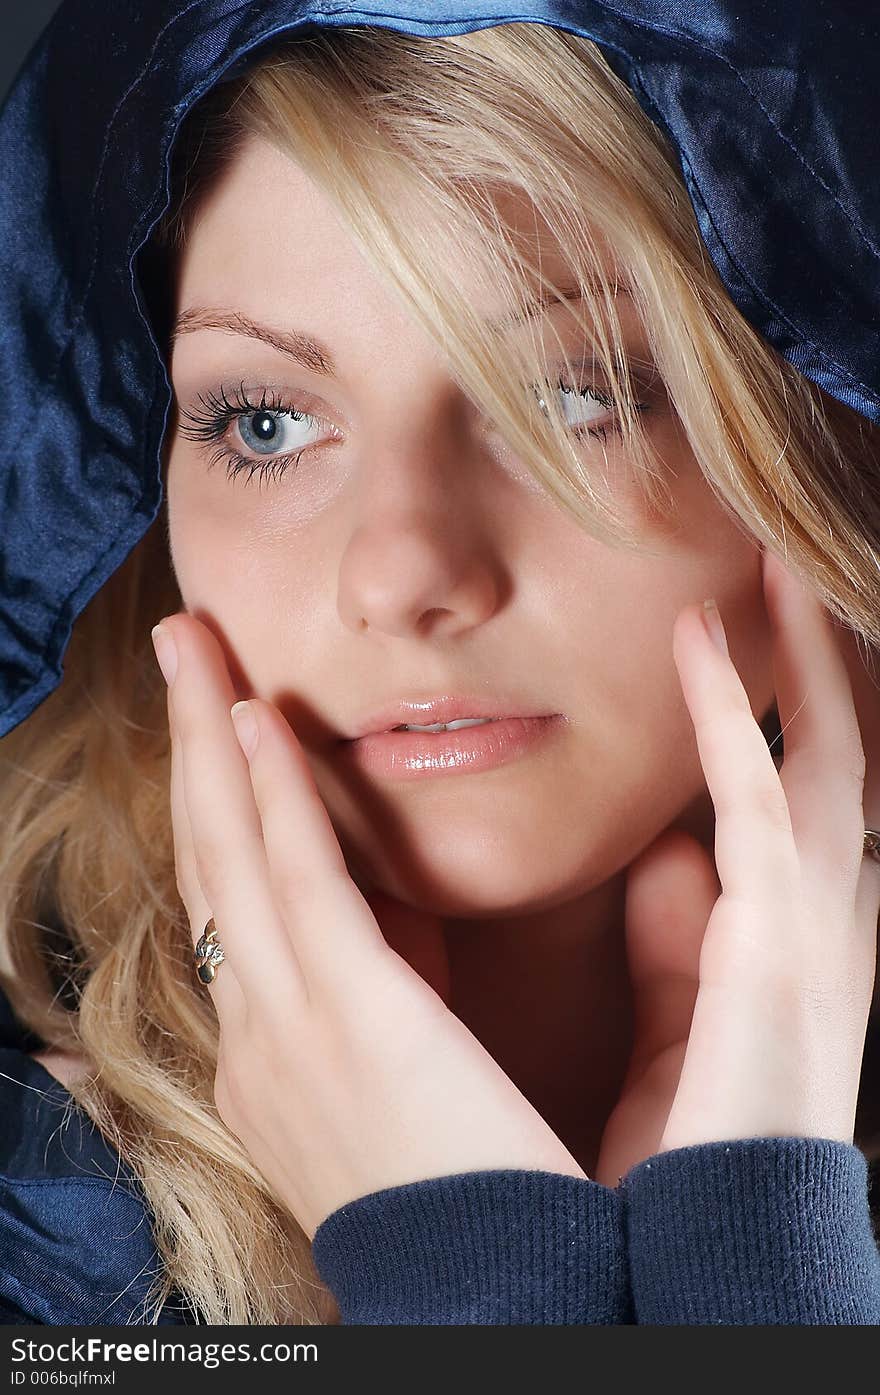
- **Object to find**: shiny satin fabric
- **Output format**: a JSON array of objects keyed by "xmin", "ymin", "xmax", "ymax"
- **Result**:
[
  {"xmin": 0, "ymin": 988, "xmax": 196, "ymax": 1324},
  {"xmin": 0, "ymin": 2, "xmax": 877, "ymax": 740}
]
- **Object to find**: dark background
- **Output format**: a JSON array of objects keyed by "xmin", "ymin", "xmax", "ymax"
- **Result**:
[{"xmin": 1, "ymin": 2, "xmax": 62, "ymax": 103}]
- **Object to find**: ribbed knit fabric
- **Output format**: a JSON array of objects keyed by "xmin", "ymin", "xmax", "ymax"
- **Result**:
[
  {"xmin": 622, "ymin": 1137, "xmax": 880, "ymax": 1325},
  {"xmin": 311, "ymin": 1168, "xmax": 631, "ymax": 1324},
  {"xmin": 311, "ymin": 1140, "xmax": 880, "ymax": 1325}
]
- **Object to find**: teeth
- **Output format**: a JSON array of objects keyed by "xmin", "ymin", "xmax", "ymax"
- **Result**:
[{"xmin": 393, "ymin": 717, "xmax": 497, "ymax": 733}]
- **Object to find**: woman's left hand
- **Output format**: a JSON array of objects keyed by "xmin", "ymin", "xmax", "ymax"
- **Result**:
[{"xmin": 593, "ymin": 547, "xmax": 880, "ymax": 1186}]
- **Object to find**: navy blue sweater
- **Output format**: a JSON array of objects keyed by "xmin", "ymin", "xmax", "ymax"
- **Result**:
[
  {"xmin": 1, "ymin": 1005, "xmax": 879, "ymax": 1324},
  {"xmin": 312, "ymin": 1141, "xmax": 880, "ymax": 1324}
]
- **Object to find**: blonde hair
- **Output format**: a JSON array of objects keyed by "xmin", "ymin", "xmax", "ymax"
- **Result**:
[{"xmin": 1, "ymin": 22, "xmax": 878, "ymax": 1325}]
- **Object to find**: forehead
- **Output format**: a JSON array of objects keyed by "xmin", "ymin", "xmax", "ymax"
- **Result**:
[{"xmin": 174, "ymin": 132, "xmax": 621, "ymax": 314}]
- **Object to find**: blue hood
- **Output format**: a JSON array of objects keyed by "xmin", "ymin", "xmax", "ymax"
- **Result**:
[{"xmin": 0, "ymin": 1, "xmax": 878, "ymax": 739}]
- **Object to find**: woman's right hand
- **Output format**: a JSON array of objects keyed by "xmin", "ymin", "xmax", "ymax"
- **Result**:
[{"xmin": 153, "ymin": 613, "xmax": 588, "ymax": 1240}]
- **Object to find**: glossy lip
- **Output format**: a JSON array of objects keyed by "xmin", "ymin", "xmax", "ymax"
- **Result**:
[
  {"xmin": 337, "ymin": 714, "xmax": 567, "ymax": 780},
  {"xmin": 341, "ymin": 694, "xmax": 556, "ymax": 740}
]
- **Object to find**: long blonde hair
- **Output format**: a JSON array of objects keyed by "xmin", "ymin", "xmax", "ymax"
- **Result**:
[{"xmin": 1, "ymin": 22, "xmax": 878, "ymax": 1325}]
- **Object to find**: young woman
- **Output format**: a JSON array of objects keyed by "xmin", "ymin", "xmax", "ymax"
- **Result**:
[{"xmin": 0, "ymin": 8, "xmax": 879, "ymax": 1325}]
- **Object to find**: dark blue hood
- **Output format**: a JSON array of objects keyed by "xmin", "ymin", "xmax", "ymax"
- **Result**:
[{"xmin": 0, "ymin": 1, "xmax": 878, "ymax": 740}]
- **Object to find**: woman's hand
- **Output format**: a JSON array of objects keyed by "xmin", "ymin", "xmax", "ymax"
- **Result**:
[
  {"xmin": 593, "ymin": 548, "xmax": 880, "ymax": 1186},
  {"xmin": 152, "ymin": 615, "xmax": 587, "ymax": 1240}
]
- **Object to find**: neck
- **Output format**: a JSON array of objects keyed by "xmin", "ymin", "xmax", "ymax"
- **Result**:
[{"xmin": 441, "ymin": 785, "xmax": 717, "ymax": 1175}]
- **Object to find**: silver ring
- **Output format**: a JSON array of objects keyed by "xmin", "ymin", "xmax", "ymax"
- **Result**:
[
  {"xmin": 194, "ymin": 917, "xmax": 225, "ymax": 985},
  {"xmin": 864, "ymin": 829, "xmax": 880, "ymax": 863}
]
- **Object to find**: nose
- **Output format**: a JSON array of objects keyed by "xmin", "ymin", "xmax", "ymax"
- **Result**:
[{"xmin": 336, "ymin": 421, "xmax": 506, "ymax": 640}]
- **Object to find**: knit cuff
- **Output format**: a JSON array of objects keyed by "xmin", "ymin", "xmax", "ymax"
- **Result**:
[
  {"xmin": 312, "ymin": 1168, "xmax": 630, "ymax": 1325},
  {"xmin": 621, "ymin": 1137, "xmax": 880, "ymax": 1325}
]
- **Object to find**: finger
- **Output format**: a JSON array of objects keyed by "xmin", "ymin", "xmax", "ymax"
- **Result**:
[
  {"xmin": 231, "ymin": 697, "xmax": 389, "ymax": 989},
  {"xmin": 167, "ymin": 690, "xmax": 248, "ymax": 1029},
  {"xmin": 828, "ymin": 619, "xmax": 880, "ymax": 826},
  {"xmin": 761, "ymin": 548, "xmax": 867, "ymax": 888},
  {"xmin": 624, "ymin": 828, "xmax": 720, "ymax": 1077},
  {"xmin": 851, "ymin": 851, "xmax": 880, "ymax": 1011},
  {"xmin": 672, "ymin": 599, "xmax": 799, "ymax": 904},
  {"xmin": 159, "ymin": 616, "xmax": 306, "ymax": 1013},
  {"xmin": 825, "ymin": 619, "xmax": 880, "ymax": 974}
]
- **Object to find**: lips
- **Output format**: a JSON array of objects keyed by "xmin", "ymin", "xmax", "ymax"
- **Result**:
[
  {"xmin": 342, "ymin": 694, "xmax": 557, "ymax": 740},
  {"xmin": 337, "ymin": 714, "xmax": 567, "ymax": 779}
]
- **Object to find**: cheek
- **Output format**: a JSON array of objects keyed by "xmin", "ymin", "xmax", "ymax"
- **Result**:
[
  {"xmin": 165, "ymin": 446, "xmax": 294, "ymax": 603},
  {"xmin": 164, "ymin": 492, "xmax": 230, "ymax": 607},
  {"xmin": 630, "ymin": 439, "xmax": 774, "ymax": 701},
  {"xmin": 550, "ymin": 532, "xmax": 773, "ymax": 818}
]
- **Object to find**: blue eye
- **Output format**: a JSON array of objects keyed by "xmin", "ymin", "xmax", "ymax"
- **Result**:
[
  {"xmin": 177, "ymin": 375, "xmax": 651, "ymax": 490},
  {"xmin": 177, "ymin": 381, "xmax": 329, "ymax": 487},
  {"xmin": 534, "ymin": 377, "xmax": 649, "ymax": 444},
  {"xmin": 237, "ymin": 405, "xmax": 315, "ymax": 455}
]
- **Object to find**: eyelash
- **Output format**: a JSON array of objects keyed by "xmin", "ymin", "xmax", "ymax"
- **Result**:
[
  {"xmin": 176, "ymin": 378, "xmax": 651, "ymax": 489},
  {"xmin": 177, "ymin": 383, "xmax": 320, "ymax": 489}
]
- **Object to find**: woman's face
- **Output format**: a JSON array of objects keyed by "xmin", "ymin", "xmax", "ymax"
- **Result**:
[{"xmin": 164, "ymin": 133, "xmax": 776, "ymax": 917}]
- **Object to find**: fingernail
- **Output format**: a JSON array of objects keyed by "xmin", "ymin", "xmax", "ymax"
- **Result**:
[
  {"xmin": 231, "ymin": 701, "xmax": 259, "ymax": 758},
  {"xmin": 151, "ymin": 624, "xmax": 178, "ymax": 685},
  {"xmin": 702, "ymin": 599, "xmax": 729, "ymax": 656}
]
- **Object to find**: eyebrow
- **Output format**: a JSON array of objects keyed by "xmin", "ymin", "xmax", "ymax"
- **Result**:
[
  {"xmin": 169, "ymin": 282, "xmax": 631, "ymax": 378},
  {"xmin": 170, "ymin": 306, "xmax": 338, "ymax": 376}
]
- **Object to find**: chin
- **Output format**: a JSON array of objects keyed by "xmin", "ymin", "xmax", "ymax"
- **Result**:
[{"xmin": 352, "ymin": 837, "xmax": 616, "ymax": 920}]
